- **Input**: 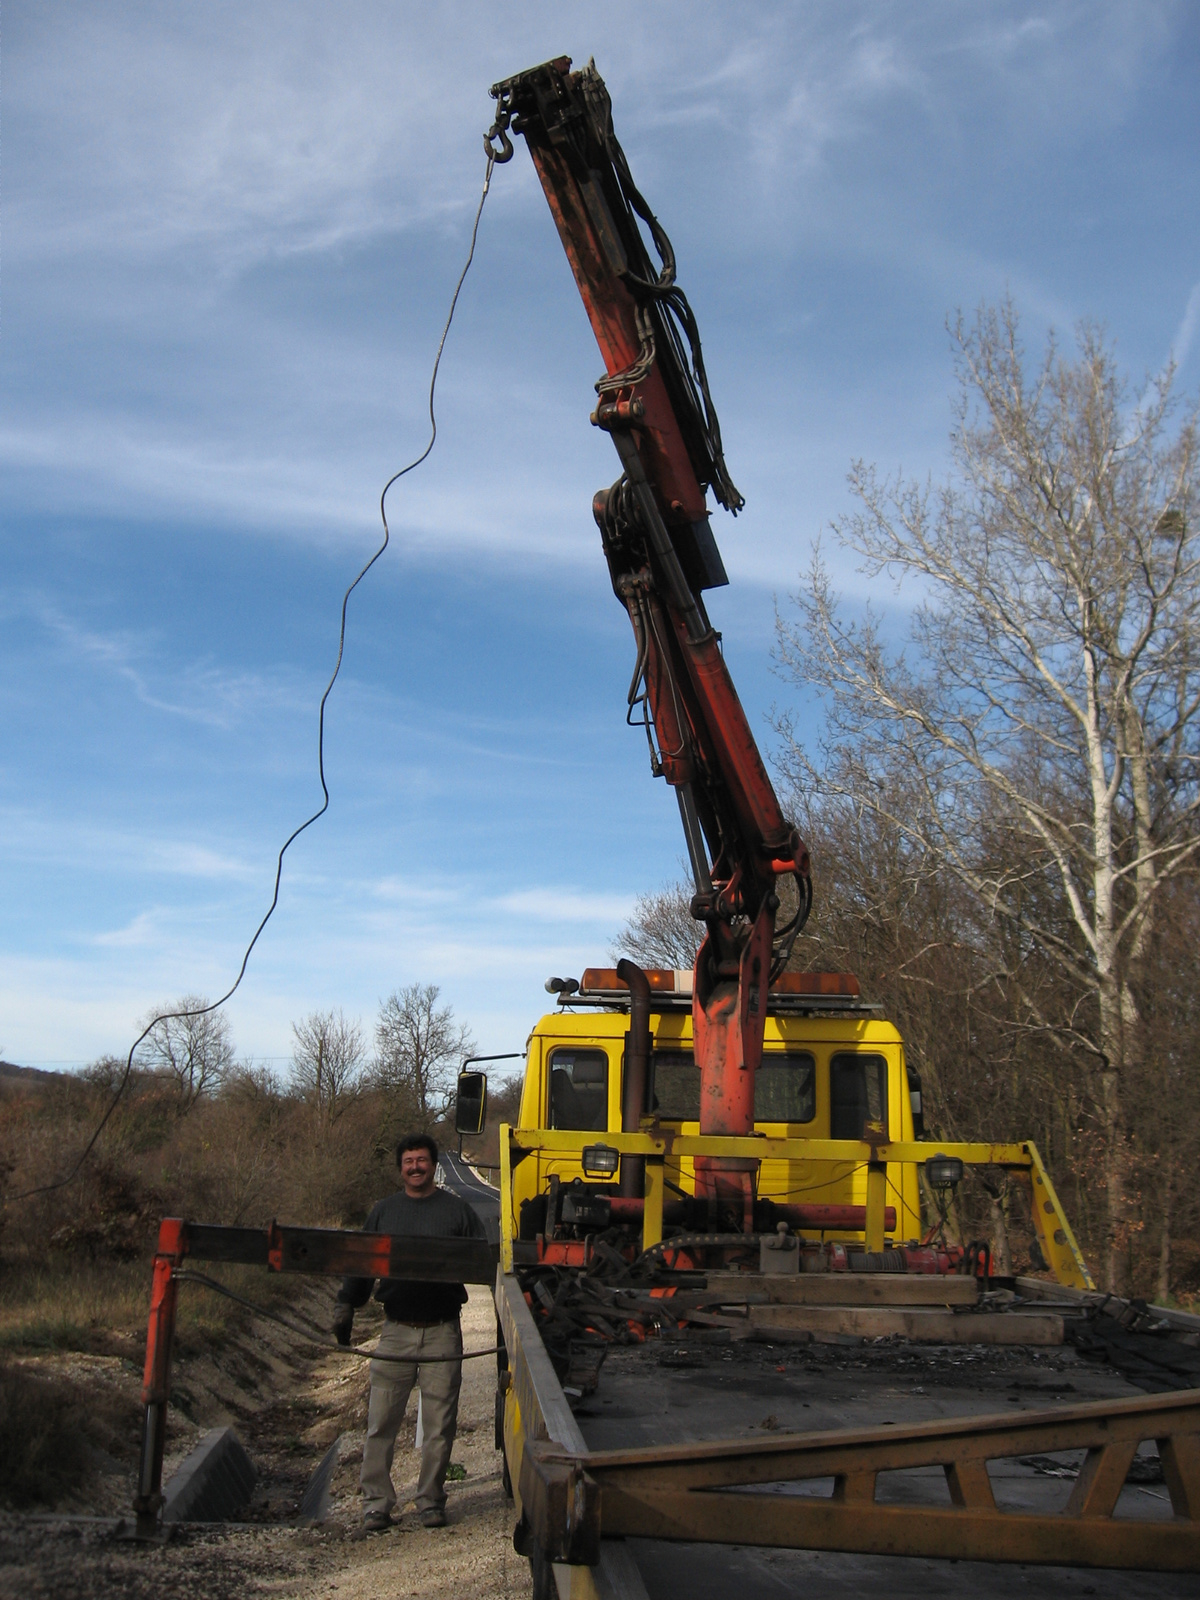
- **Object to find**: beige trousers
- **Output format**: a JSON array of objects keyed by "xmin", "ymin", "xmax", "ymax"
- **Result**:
[{"xmin": 360, "ymin": 1317, "xmax": 463, "ymax": 1516}]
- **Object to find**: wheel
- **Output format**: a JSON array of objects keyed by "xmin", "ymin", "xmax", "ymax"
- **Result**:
[{"xmin": 529, "ymin": 1545, "xmax": 556, "ymax": 1600}]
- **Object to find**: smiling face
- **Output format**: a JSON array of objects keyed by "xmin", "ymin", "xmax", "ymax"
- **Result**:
[{"xmin": 400, "ymin": 1145, "xmax": 437, "ymax": 1198}]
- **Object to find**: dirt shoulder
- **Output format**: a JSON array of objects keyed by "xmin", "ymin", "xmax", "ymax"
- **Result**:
[{"xmin": 1, "ymin": 1286, "xmax": 525, "ymax": 1599}]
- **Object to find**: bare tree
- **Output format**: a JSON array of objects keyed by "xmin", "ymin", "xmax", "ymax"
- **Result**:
[
  {"xmin": 776, "ymin": 301, "xmax": 1199, "ymax": 1292},
  {"xmin": 611, "ymin": 882, "xmax": 702, "ymax": 969},
  {"xmin": 138, "ymin": 997, "xmax": 234, "ymax": 1114},
  {"xmin": 374, "ymin": 984, "xmax": 474, "ymax": 1128},
  {"xmin": 291, "ymin": 1009, "xmax": 366, "ymax": 1124}
]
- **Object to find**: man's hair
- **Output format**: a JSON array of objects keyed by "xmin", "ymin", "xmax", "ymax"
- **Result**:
[{"xmin": 396, "ymin": 1132, "xmax": 439, "ymax": 1167}]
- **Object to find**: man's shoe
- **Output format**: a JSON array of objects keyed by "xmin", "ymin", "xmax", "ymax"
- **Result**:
[
  {"xmin": 362, "ymin": 1511, "xmax": 392, "ymax": 1532},
  {"xmin": 419, "ymin": 1507, "xmax": 447, "ymax": 1528}
]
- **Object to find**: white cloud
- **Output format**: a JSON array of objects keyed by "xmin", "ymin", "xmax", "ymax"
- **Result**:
[
  {"xmin": 1171, "ymin": 282, "xmax": 1200, "ymax": 375},
  {"xmin": 4, "ymin": 7, "xmax": 486, "ymax": 271},
  {"xmin": 493, "ymin": 887, "xmax": 635, "ymax": 925},
  {"xmin": 0, "ymin": 808, "xmax": 256, "ymax": 882},
  {"xmin": 25, "ymin": 596, "xmax": 309, "ymax": 727},
  {"xmin": 89, "ymin": 911, "xmax": 163, "ymax": 949}
]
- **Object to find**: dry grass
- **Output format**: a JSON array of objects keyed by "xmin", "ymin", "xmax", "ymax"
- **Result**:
[
  {"xmin": 0, "ymin": 1360, "xmax": 139, "ymax": 1509},
  {"xmin": 0, "ymin": 1255, "xmax": 299, "ymax": 1357}
]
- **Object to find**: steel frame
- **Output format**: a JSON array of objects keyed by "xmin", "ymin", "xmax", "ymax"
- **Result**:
[
  {"xmin": 519, "ymin": 1388, "xmax": 1200, "ymax": 1572},
  {"xmin": 497, "ymin": 1272, "xmax": 651, "ymax": 1600},
  {"xmin": 499, "ymin": 1126, "xmax": 1091, "ymax": 1288}
]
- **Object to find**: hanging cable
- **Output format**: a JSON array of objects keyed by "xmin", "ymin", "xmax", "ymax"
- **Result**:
[
  {"xmin": 171, "ymin": 1271, "xmax": 498, "ymax": 1364},
  {"xmin": 6, "ymin": 151, "xmax": 499, "ymax": 1206}
]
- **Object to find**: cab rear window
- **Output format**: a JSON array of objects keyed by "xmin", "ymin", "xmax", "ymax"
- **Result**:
[
  {"xmin": 548, "ymin": 1048, "xmax": 609, "ymax": 1131},
  {"xmin": 650, "ymin": 1051, "xmax": 699, "ymax": 1120},
  {"xmin": 756, "ymin": 1053, "xmax": 815, "ymax": 1122},
  {"xmin": 649, "ymin": 1051, "xmax": 815, "ymax": 1123},
  {"xmin": 830, "ymin": 1052, "xmax": 889, "ymax": 1139}
]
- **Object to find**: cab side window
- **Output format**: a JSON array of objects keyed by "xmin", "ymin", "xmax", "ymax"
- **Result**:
[
  {"xmin": 755, "ymin": 1053, "xmax": 816, "ymax": 1122},
  {"xmin": 830, "ymin": 1052, "xmax": 889, "ymax": 1139},
  {"xmin": 548, "ymin": 1048, "xmax": 609, "ymax": 1131}
]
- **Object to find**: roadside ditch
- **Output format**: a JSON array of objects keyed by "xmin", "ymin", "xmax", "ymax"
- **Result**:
[{"xmin": 0, "ymin": 1284, "xmax": 525, "ymax": 1599}]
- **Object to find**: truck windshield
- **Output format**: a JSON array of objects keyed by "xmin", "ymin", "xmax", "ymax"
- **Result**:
[
  {"xmin": 548, "ymin": 1048, "xmax": 609, "ymax": 1131},
  {"xmin": 649, "ymin": 1051, "xmax": 815, "ymax": 1123}
]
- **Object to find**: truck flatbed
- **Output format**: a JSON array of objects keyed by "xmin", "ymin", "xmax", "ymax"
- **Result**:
[
  {"xmin": 577, "ymin": 1336, "xmax": 1192, "ymax": 1599},
  {"xmin": 498, "ymin": 1269, "xmax": 1200, "ymax": 1599}
]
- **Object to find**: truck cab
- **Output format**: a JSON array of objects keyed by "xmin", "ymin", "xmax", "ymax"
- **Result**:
[{"xmin": 506, "ymin": 968, "xmax": 924, "ymax": 1260}]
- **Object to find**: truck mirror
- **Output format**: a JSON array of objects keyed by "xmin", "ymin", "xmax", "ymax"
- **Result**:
[{"xmin": 454, "ymin": 1071, "xmax": 488, "ymax": 1136}]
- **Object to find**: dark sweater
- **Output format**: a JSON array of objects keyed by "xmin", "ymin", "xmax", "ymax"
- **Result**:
[{"xmin": 336, "ymin": 1187, "xmax": 487, "ymax": 1324}]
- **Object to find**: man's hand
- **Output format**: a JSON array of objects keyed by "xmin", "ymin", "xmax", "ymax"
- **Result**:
[{"xmin": 333, "ymin": 1304, "xmax": 355, "ymax": 1347}]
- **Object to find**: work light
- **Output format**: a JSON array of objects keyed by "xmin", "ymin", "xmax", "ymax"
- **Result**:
[
  {"xmin": 925, "ymin": 1154, "xmax": 964, "ymax": 1191},
  {"xmin": 581, "ymin": 1144, "xmax": 620, "ymax": 1178}
]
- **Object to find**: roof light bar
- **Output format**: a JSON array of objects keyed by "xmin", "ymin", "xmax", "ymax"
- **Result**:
[{"xmin": 577, "ymin": 967, "xmax": 860, "ymax": 998}]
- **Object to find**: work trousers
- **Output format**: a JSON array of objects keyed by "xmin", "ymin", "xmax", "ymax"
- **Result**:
[{"xmin": 360, "ymin": 1317, "xmax": 463, "ymax": 1516}]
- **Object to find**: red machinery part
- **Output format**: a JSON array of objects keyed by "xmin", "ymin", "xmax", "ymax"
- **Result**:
[
  {"xmin": 497, "ymin": 58, "xmax": 812, "ymax": 1231},
  {"xmin": 133, "ymin": 1217, "xmax": 186, "ymax": 1535}
]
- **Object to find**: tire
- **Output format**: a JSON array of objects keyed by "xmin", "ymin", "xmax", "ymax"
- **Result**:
[{"xmin": 529, "ymin": 1546, "xmax": 556, "ymax": 1600}]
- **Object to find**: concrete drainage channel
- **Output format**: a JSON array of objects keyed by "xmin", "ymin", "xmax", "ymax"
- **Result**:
[{"xmin": 160, "ymin": 1426, "xmax": 346, "ymax": 1529}]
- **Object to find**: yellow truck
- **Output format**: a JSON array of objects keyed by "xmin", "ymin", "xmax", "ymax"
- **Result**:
[
  {"xmin": 459, "ymin": 969, "xmax": 1200, "ymax": 1600},
  {"xmin": 497, "ymin": 966, "xmax": 1086, "ymax": 1283},
  {"xmin": 471, "ymin": 61, "xmax": 1200, "ymax": 1596}
]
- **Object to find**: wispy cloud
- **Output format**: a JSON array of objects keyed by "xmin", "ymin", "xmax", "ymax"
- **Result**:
[
  {"xmin": 1171, "ymin": 283, "xmax": 1200, "ymax": 375},
  {"xmin": 362, "ymin": 875, "xmax": 633, "ymax": 928},
  {"xmin": 0, "ymin": 807, "xmax": 256, "ymax": 882},
  {"xmin": 493, "ymin": 887, "xmax": 635, "ymax": 925},
  {"xmin": 26, "ymin": 596, "xmax": 306, "ymax": 727},
  {"xmin": 90, "ymin": 911, "xmax": 162, "ymax": 949},
  {"xmin": 4, "ymin": 9, "xmax": 486, "ymax": 273}
]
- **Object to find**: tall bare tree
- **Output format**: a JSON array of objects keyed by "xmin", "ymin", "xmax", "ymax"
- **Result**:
[
  {"xmin": 291, "ymin": 1009, "xmax": 366, "ymax": 1124},
  {"xmin": 138, "ymin": 997, "xmax": 234, "ymax": 1114},
  {"xmin": 612, "ymin": 883, "xmax": 702, "ymax": 969},
  {"xmin": 776, "ymin": 302, "xmax": 1199, "ymax": 1292},
  {"xmin": 374, "ymin": 984, "xmax": 474, "ymax": 1129}
]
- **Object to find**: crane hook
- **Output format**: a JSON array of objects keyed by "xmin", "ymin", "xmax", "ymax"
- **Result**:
[{"xmin": 484, "ymin": 89, "xmax": 515, "ymax": 164}]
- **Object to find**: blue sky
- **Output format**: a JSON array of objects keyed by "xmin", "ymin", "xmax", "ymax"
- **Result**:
[{"xmin": 3, "ymin": 1, "xmax": 1198, "ymax": 1072}]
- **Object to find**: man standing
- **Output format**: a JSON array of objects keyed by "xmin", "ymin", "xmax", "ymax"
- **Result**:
[{"xmin": 333, "ymin": 1132, "xmax": 487, "ymax": 1531}]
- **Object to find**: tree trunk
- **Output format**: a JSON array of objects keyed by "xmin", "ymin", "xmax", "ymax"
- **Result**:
[
  {"xmin": 1097, "ymin": 973, "xmax": 1136, "ymax": 1295},
  {"xmin": 1098, "ymin": 1062, "xmax": 1133, "ymax": 1295},
  {"xmin": 987, "ymin": 1185, "xmax": 1014, "ymax": 1276},
  {"xmin": 1157, "ymin": 1172, "xmax": 1171, "ymax": 1306}
]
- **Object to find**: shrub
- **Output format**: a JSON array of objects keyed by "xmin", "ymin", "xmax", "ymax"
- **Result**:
[{"xmin": 0, "ymin": 1362, "xmax": 122, "ymax": 1507}]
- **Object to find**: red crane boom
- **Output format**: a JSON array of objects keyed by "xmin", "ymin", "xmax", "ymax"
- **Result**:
[{"xmin": 489, "ymin": 58, "xmax": 812, "ymax": 1226}]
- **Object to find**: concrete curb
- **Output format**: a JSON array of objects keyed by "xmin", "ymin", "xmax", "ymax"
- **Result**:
[
  {"xmin": 295, "ymin": 1433, "xmax": 347, "ymax": 1526},
  {"xmin": 162, "ymin": 1426, "xmax": 257, "ymax": 1523}
]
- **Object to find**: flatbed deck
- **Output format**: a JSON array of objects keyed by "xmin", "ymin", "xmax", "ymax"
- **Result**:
[
  {"xmin": 574, "ymin": 1336, "xmax": 1190, "ymax": 1599},
  {"xmin": 498, "ymin": 1268, "xmax": 1200, "ymax": 1600}
]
